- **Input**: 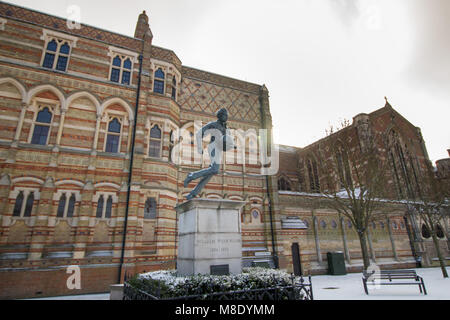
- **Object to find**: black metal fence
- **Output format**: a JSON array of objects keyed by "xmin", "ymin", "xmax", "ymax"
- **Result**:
[{"xmin": 123, "ymin": 274, "xmax": 313, "ymax": 301}]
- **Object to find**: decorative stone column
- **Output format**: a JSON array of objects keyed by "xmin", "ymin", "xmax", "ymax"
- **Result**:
[
  {"xmin": 28, "ymin": 177, "xmax": 55, "ymax": 261},
  {"xmin": 176, "ymin": 198, "xmax": 245, "ymax": 276},
  {"xmin": 12, "ymin": 103, "xmax": 27, "ymax": 146},
  {"xmin": 367, "ymin": 228, "xmax": 376, "ymax": 263},
  {"xmin": 340, "ymin": 217, "xmax": 351, "ymax": 264},
  {"xmin": 313, "ymin": 215, "xmax": 322, "ymax": 263},
  {"xmin": 73, "ymin": 181, "xmax": 94, "ymax": 259},
  {"xmin": 55, "ymin": 109, "xmax": 66, "ymax": 147},
  {"xmin": 0, "ymin": 174, "xmax": 11, "ymax": 244},
  {"xmin": 92, "ymin": 113, "xmax": 102, "ymax": 154},
  {"xmin": 387, "ymin": 218, "xmax": 399, "ymax": 261}
]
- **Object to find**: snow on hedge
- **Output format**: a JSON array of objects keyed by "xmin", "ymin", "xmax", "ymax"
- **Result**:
[{"xmin": 130, "ymin": 267, "xmax": 302, "ymax": 299}]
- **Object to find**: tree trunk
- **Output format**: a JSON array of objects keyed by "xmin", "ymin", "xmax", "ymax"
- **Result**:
[
  {"xmin": 358, "ymin": 231, "xmax": 371, "ymax": 271},
  {"xmin": 431, "ymin": 232, "xmax": 448, "ymax": 278}
]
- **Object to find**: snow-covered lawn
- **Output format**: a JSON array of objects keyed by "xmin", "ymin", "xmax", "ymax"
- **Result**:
[{"xmin": 311, "ymin": 267, "xmax": 450, "ymax": 300}]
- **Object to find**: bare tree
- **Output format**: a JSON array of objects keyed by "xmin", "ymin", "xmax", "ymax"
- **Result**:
[
  {"xmin": 322, "ymin": 125, "xmax": 389, "ymax": 271},
  {"xmin": 409, "ymin": 161, "xmax": 449, "ymax": 278}
]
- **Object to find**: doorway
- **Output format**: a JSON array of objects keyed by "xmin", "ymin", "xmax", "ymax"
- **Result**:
[{"xmin": 291, "ymin": 242, "xmax": 303, "ymax": 276}]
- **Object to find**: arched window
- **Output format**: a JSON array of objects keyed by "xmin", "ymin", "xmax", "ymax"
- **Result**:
[
  {"xmin": 435, "ymin": 224, "xmax": 445, "ymax": 239},
  {"xmin": 110, "ymin": 56, "xmax": 121, "ymax": 83},
  {"xmin": 110, "ymin": 55, "xmax": 133, "ymax": 85},
  {"xmin": 331, "ymin": 220, "xmax": 338, "ymax": 229},
  {"xmin": 57, "ymin": 194, "xmax": 67, "ymax": 218},
  {"xmin": 96, "ymin": 194, "xmax": 114, "ymax": 219},
  {"xmin": 42, "ymin": 39, "xmax": 71, "ymax": 72},
  {"xmin": 96, "ymin": 195, "xmax": 104, "ymax": 218},
  {"xmin": 105, "ymin": 118, "xmax": 121, "ymax": 153},
  {"xmin": 67, "ymin": 194, "xmax": 76, "ymax": 218},
  {"xmin": 144, "ymin": 197, "xmax": 157, "ymax": 219},
  {"xmin": 31, "ymin": 107, "xmax": 53, "ymax": 145},
  {"xmin": 149, "ymin": 125, "xmax": 162, "ymax": 158},
  {"xmin": 122, "ymin": 58, "xmax": 132, "ymax": 85},
  {"xmin": 42, "ymin": 39, "xmax": 57, "ymax": 69},
  {"xmin": 278, "ymin": 177, "xmax": 292, "ymax": 191},
  {"xmin": 387, "ymin": 130, "xmax": 419, "ymax": 199},
  {"xmin": 105, "ymin": 196, "xmax": 113, "ymax": 218},
  {"xmin": 335, "ymin": 147, "xmax": 352, "ymax": 189},
  {"xmin": 12, "ymin": 191, "xmax": 36, "ymax": 217},
  {"xmin": 56, "ymin": 42, "xmax": 70, "ymax": 71},
  {"xmin": 306, "ymin": 157, "xmax": 320, "ymax": 193},
  {"xmin": 23, "ymin": 192, "xmax": 34, "ymax": 217},
  {"xmin": 320, "ymin": 220, "xmax": 327, "ymax": 229},
  {"xmin": 13, "ymin": 191, "xmax": 24, "ymax": 217},
  {"xmin": 171, "ymin": 76, "xmax": 177, "ymax": 99},
  {"xmin": 421, "ymin": 224, "xmax": 431, "ymax": 239},
  {"xmin": 57, "ymin": 193, "xmax": 76, "ymax": 218},
  {"xmin": 154, "ymin": 68, "xmax": 165, "ymax": 94}
]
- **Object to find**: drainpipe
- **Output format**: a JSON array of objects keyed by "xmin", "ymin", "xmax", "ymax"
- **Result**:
[
  {"xmin": 258, "ymin": 89, "xmax": 279, "ymax": 269},
  {"xmin": 118, "ymin": 46, "xmax": 144, "ymax": 283}
]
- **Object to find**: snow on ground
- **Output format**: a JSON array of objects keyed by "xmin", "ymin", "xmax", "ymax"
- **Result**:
[
  {"xmin": 24, "ymin": 293, "xmax": 110, "ymax": 300},
  {"xmin": 311, "ymin": 267, "xmax": 450, "ymax": 300}
]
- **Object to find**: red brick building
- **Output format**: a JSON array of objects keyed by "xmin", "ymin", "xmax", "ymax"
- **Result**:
[{"xmin": 0, "ymin": 3, "xmax": 447, "ymax": 299}]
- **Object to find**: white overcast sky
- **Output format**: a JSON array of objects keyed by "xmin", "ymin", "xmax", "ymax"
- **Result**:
[{"xmin": 5, "ymin": 0, "xmax": 450, "ymax": 163}]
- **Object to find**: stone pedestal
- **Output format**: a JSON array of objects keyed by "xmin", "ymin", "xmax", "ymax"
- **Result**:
[{"xmin": 176, "ymin": 198, "xmax": 245, "ymax": 276}]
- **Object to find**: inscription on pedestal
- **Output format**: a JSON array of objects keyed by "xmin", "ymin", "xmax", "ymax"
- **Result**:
[
  {"xmin": 210, "ymin": 264, "xmax": 230, "ymax": 276},
  {"xmin": 195, "ymin": 236, "xmax": 241, "ymax": 258}
]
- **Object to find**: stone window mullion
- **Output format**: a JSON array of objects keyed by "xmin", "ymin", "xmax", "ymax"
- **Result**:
[{"xmin": 20, "ymin": 190, "xmax": 30, "ymax": 218}]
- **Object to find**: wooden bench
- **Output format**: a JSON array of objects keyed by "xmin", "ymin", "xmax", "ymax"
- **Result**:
[{"xmin": 362, "ymin": 269, "xmax": 427, "ymax": 295}]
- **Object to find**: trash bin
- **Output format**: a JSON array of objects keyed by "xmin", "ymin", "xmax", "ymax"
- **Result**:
[{"xmin": 327, "ymin": 252, "xmax": 347, "ymax": 275}]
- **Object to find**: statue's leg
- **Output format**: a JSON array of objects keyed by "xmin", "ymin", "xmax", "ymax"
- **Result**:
[
  {"xmin": 184, "ymin": 166, "xmax": 216, "ymax": 188},
  {"xmin": 186, "ymin": 174, "xmax": 214, "ymax": 200},
  {"xmin": 185, "ymin": 162, "xmax": 220, "ymax": 200},
  {"xmin": 184, "ymin": 147, "xmax": 222, "ymax": 187}
]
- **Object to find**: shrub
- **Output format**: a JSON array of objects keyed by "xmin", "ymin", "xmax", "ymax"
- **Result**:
[{"xmin": 127, "ymin": 267, "xmax": 307, "ymax": 300}]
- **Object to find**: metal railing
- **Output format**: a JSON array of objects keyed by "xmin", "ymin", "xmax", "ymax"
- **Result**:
[{"xmin": 123, "ymin": 274, "xmax": 313, "ymax": 300}]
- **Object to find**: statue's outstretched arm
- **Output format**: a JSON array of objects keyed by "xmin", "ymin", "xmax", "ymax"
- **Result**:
[{"xmin": 196, "ymin": 123, "xmax": 211, "ymax": 154}]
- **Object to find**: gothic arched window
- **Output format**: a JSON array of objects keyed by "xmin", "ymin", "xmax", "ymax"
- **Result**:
[
  {"xmin": 42, "ymin": 39, "xmax": 71, "ymax": 72},
  {"xmin": 154, "ymin": 68, "xmax": 165, "ymax": 94},
  {"xmin": 149, "ymin": 125, "xmax": 162, "ymax": 158},
  {"xmin": 96, "ymin": 195, "xmax": 104, "ymax": 218},
  {"xmin": 105, "ymin": 195, "xmax": 113, "ymax": 218},
  {"xmin": 421, "ymin": 224, "xmax": 431, "ymax": 239},
  {"xmin": 110, "ymin": 55, "xmax": 133, "ymax": 85},
  {"xmin": 306, "ymin": 157, "xmax": 320, "ymax": 193},
  {"xmin": 105, "ymin": 118, "xmax": 122, "ymax": 153},
  {"xmin": 31, "ymin": 107, "xmax": 53, "ymax": 145},
  {"xmin": 57, "ymin": 194, "xmax": 67, "ymax": 218},
  {"xmin": 387, "ymin": 130, "xmax": 419, "ymax": 199},
  {"xmin": 13, "ymin": 191, "xmax": 24, "ymax": 217},
  {"xmin": 23, "ymin": 192, "xmax": 34, "ymax": 217},
  {"xmin": 335, "ymin": 146, "xmax": 352, "ymax": 189}
]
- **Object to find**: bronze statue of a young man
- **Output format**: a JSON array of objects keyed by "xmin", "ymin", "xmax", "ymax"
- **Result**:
[{"xmin": 183, "ymin": 108, "xmax": 233, "ymax": 200}]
